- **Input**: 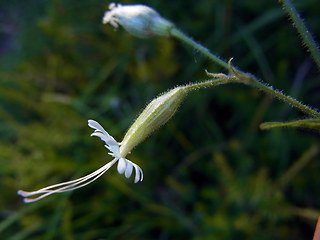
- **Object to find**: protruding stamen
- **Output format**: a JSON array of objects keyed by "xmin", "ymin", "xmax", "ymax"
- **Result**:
[{"xmin": 17, "ymin": 158, "xmax": 118, "ymax": 203}]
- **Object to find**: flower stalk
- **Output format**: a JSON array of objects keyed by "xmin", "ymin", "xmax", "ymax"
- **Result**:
[
  {"xmin": 207, "ymin": 59, "xmax": 320, "ymax": 118},
  {"xmin": 102, "ymin": 3, "xmax": 320, "ymax": 119},
  {"xmin": 17, "ymin": 77, "xmax": 236, "ymax": 203},
  {"xmin": 169, "ymin": 28, "xmax": 230, "ymax": 70},
  {"xmin": 18, "ymin": 2, "xmax": 320, "ymax": 203}
]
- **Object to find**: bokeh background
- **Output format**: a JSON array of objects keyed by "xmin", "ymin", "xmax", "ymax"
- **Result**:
[{"xmin": 1, "ymin": 0, "xmax": 320, "ymax": 239}]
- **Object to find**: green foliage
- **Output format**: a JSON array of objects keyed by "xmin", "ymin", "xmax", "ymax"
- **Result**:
[
  {"xmin": 260, "ymin": 118, "xmax": 320, "ymax": 130},
  {"xmin": 0, "ymin": 0, "xmax": 319, "ymax": 239}
]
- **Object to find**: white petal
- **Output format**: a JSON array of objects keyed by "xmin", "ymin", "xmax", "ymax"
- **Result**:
[
  {"xmin": 125, "ymin": 162, "xmax": 133, "ymax": 178},
  {"xmin": 91, "ymin": 132, "xmax": 118, "ymax": 146},
  {"xmin": 139, "ymin": 167, "xmax": 144, "ymax": 182},
  {"xmin": 88, "ymin": 120, "xmax": 107, "ymax": 134},
  {"xmin": 117, "ymin": 158, "xmax": 127, "ymax": 174},
  {"xmin": 133, "ymin": 164, "xmax": 140, "ymax": 183},
  {"xmin": 88, "ymin": 120, "xmax": 120, "ymax": 158},
  {"xmin": 105, "ymin": 145, "xmax": 120, "ymax": 157},
  {"xmin": 123, "ymin": 159, "xmax": 143, "ymax": 183},
  {"xmin": 88, "ymin": 120, "xmax": 117, "ymax": 143}
]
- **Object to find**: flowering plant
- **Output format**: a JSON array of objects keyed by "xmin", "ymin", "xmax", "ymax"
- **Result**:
[{"xmin": 18, "ymin": 3, "xmax": 320, "ymax": 207}]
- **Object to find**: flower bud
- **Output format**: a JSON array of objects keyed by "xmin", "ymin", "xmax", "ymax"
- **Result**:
[
  {"xmin": 120, "ymin": 86, "xmax": 188, "ymax": 157},
  {"xmin": 102, "ymin": 3, "xmax": 174, "ymax": 38}
]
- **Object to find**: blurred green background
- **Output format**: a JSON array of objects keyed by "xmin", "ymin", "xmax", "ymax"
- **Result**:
[{"xmin": 1, "ymin": 0, "xmax": 320, "ymax": 239}]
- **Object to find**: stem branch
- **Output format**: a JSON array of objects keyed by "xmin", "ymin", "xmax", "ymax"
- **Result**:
[
  {"xmin": 252, "ymin": 80, "xmax": 320, "ymax": 118},
  {"xmin": 170, "ymin": 27, "xmax": 320, "ymax": 118}
]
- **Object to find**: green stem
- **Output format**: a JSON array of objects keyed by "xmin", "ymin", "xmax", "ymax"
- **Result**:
[
  {"xmin": 170, "ymin": 28, "xmax": 229, "ymax": 70},
  {"xmin": 184, "ymin": 78, "xmax": 234, "ymax": 91},
  {"xmin": 279, "ymin": 0, "xmax": 320, "ymax": 69},
  {"xmin": 170, "ymin": 27, "xmax": 320, "ymax": 118},
  {"xmin": 252, "ymin": 80, "xmax": 320, "ymax": 118}
]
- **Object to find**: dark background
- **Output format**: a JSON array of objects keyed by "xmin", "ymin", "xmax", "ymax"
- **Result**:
[{"xmin": 0, "ymin": 0, "xmax": 320, "ymax": 239}]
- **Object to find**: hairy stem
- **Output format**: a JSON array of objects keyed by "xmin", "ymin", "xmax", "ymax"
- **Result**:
[
  {"xmin": 252, "ymin": 80, "xmax": 320, "ymax": 118},
  {"xmin": 184, "ymin": 78, "xmax": 235, "ymax": 91},
  {"xmin": 279, "ymin": 0, "xmax": 320, "ymax": 69},
  {"xmin": 170, "ymin": 27, "xmax": 320, "ymax": 118},
  {"xmin": 170, "ymin": 28, "xmax": 229, "ymax": 70}
]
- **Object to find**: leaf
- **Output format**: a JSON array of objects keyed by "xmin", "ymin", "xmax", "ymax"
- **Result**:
[{"xmin": 260, "ymin": 118, "xmax": 320, "ymax": 130}]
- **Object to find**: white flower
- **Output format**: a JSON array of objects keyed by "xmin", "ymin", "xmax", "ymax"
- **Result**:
[
  {"xmin": 102, "ymin": 3, "xmax": 174, "ymax": 38},
  {"xmin": 17, "ymin": 85, "xmax": 188, "ymax": 203},
  {"xmin": 17, "ymin": 120, "xmax": 143, "ymax": 203},
  {"xmin": 88, "ymin": 120, "xmax": 143, "ymax": 183}
]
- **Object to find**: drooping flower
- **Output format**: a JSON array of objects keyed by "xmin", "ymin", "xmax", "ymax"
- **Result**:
[
  {"xmin": 17, "ymin": 120, "xmax": 143, "ymax": 203},
  {"xmin": 102, "ymin": 3, "xmax": 174, "ymax": 38},
  {"xmin": 18, "ymin": 86, "xmax": 188, "ymax": 203}
]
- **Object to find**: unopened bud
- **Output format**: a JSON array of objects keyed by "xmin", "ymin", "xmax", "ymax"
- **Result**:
[
  {"xmin": 120, "ymin": 86, "xmax": 188, "ymax": 156},
  {"xmin": 103, "ymin": 3, "xmax": 174, "ymax": 38}
]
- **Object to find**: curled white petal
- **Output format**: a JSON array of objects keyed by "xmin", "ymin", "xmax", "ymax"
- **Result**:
[
  {"xmin": 134, "ymin": 166, "xmax": 140, "ymax": 183},
  {"xmin": 116, "ymin": 158, "xmax": 143, "ymax": 183},
  {"xmin": 90, "ymin": 132, "xmax": 117, "ymax": 146},
  {"xmin": 88, "ymin": 119, "xmax": 121, "ymax": 159},
  {"xmin": 125, "ymin": 161, "xmax": 133, "ymax": 178},
  {"xmin": 88, "ymin": 120, "xmax": 111, "ymax": 136},
  {"xmin": 117, "ymin": 158, "xmax": 127, "ymax": 174},
  {"xmin": 88, "ymin": 120, "xmax": 118, "ymax": 144},
  {"xmin": 88, "ymin": 120, "xmax": 143, "ymax": 183},
  {"xmin": 126, "ymin": 159, "xmax": 143, "ymax": 183}
]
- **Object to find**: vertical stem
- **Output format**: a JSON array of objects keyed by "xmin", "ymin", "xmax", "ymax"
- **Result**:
[{"xmin": 279, "ymin": 0, "xmax": 320, "ymax": 69}]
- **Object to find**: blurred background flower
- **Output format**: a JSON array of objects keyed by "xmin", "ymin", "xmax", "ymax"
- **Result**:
[{"xmin": 0, "ymin": 0, "xmax": 319, "ymax": 239}]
